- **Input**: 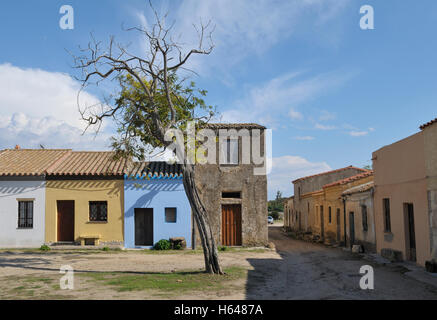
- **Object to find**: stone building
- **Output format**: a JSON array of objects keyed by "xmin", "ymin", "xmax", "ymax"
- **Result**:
[
  {"xmin": 193, "ymin": 123, "xmax": 268, "ymax": 248},
  {"xmin": 372, "ymin": 118, "xmax": 437, "ymax": 266},
  {"xmin": 290, "ymin": 166, "xmax": 369, "ymax": 236},
  {"xmin": 342, "ymin": 179, "xmax": 375, "ymax": 252},
  {"xmin": 283, "ymin": 196, "xmax": 294, "ymax": 230}
]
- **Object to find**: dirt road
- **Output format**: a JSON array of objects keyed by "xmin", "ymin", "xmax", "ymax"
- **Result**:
[{"xmin": 245, "ymin": 226, "xmax": 437, "ymax": 299}]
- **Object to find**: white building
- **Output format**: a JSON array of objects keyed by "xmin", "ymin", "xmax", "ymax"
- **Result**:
[{"xmin": 0, "ymin": 148, "xmax": 71, "ymax": 248}]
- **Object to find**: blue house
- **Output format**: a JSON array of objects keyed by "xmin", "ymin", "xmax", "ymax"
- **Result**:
[{"xmin": 124, "ymin": 162, "xmax": 192, "ymax": 249}]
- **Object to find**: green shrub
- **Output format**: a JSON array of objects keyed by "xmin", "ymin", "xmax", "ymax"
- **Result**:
[
  {"xmin": 174, "ymin": 243, "xmax": 182, "ymax": 250},
  {"xmin": 39, "ymin": 244, "xmax": 51, "ymax": 251},
  {"xmin": 102, "ymin": 247, "xmax": 110, "ymax": 251},
  {"xmin": 153, "ymin": 239, "xmax": 171, "ymax": 250},
  {"xmin": 218, "ymin": 246, "xmax": 229, "ymax": 252}
]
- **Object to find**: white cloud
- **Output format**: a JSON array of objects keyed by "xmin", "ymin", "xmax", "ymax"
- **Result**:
[
  {"xmin": 268, "ymin": 155, "xmax": 331, "ymax": 199},
  {"xmin": 0, "ymin": 64, "xmax": 112, "ymax": 150},
  {"xmin": 132, "ymin": 0, "xmax": 351, "ymax": 77},
  {"xmin": 315, "ymin": 123, "xmax": 337, "ymax": 130},
  {"xmin": 220, "ymin": 71, "xmax": 352, "ymax": 127},
  {"xmin": 289, "ymin": 109, "xmax": 304, "ymax": 121},
  {"xmin": 318, "ymin": 110, "xmax": 336, "ymax": 121},
  {"xmin": 349, "ymin": 130, "xmax": 368, "ymax": 137},
  {"xmin": 293, "ymin": 136, "xmax": 315, "ymax": 141}
]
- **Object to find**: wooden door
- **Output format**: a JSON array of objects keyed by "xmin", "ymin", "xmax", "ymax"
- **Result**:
[
  {"xmin": 405, "ymin": 203, "xmax": 416, "ymax": 262},
  {"xmin": 221, "ymin": 204, "xmax": 242, "ymax": 246},
  {"xmin": 320, "ymin": 205, "xmax": 324, "ymax": 240},
  {"xmin": 336, "ymin": 209, "xmax": 341, "ymax": 242},
  {"xmin": 57, "ymin": 200, "xmax": 75, "ymax": 242},
  {"xmin": 349, "ymin": 212, "xmax": 355, "ymax": 247},
  {"xmin": 135, "ymin": 208, "xmax": 154, "ymax": 246}
]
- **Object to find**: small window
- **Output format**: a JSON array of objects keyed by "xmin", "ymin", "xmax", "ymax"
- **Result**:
[
  {"xmin": 18, "ymin": 201, "xmax": 33, "ymax": 228},
  {"xmin": 362, "ymin": 205, "xmax": 368, "ymax": 232},
  {"xmin": 89, "ymin": 201, "xmax": 108, "ymax": 222},
  {"xmin": 221, "ymin": 138, "xmax": 239, "ymax": 165},
  {"xmin": 383, "ymin": 198, "xmax": 391, "ymax": 232},
  {"xmin": 222, "ymin": 191, "xmax": 241, "ymax": 199},
  {"xmin": 165, "ymin": 207, "xmax": 177, "ymax": 223},
  {"xmin": 329, "ymin": 207, "xmax": 332, "ymax": 223}
]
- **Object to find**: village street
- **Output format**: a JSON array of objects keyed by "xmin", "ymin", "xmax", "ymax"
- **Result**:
[
  {"xmin": 1, "ymin": 225, "xmax": 437, "ymax": 299},
  {"xmin": 246, "ymin": 225, "xmax": 437, "ymax": 299}
]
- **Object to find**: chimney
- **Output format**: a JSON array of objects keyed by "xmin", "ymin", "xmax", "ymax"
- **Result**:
[{"xmin": 15, "ymin": 145, "xmax": 20, "ymax": 150}]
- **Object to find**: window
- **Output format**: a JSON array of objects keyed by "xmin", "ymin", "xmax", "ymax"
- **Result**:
[
  {"xmin": 362, "ymin": 205, "xmax": 368, "ymax": 231},
  {"xmin": 18, "ymin": 201, "xmax": 33, "ymax": 228},
  {"xmin": 336, "ymin": 208, "xmax": 341, "ymax": 224},
  {"xmin": 89, "ymin": 201, "xmax": 107, "ymax": 222},
  {"xmin": 221, "ymin": 138, "xmax": 239, "ymax": 165},
  {"xmin": 329, "ymin": 207, "xmax": 332, "ymax": 224},
  {"xmin": 222, "ymin": 192, "xmax": 241, "ymax": 199},
  {"xmin": 165, "ymin": 208, "xmax": 177, "ymax": 223},
  {"xmin": 383, "ymin": 198, "xmax": 391, "ymax": 232}
]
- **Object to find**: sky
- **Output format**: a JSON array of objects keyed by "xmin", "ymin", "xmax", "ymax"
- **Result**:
[{"xmin": 0, "ymin": 0, "xmax": 437, "ymax": 199}]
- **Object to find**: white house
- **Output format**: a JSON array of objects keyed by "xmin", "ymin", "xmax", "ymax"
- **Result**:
[{"xmin": 0, "ymin": 148, "xmax": 71, "ymax": 247}]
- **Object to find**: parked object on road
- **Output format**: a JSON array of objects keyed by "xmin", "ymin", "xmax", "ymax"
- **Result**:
[{"xmin": 268, "ymin": 216, "xmax": 274, "ymax": 224}]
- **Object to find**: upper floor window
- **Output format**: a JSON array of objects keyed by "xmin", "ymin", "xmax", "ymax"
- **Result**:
[
  {"xmin": 18, "ymin": 201, "xmax": 33, "ymax": 229},
  {"xmin": 383, "ymin": 198, "xmax": 391, "ymax": 232},
  {"xmin": 89, "ymin": 201, "xmax": 107, "ymax": 222},
  {"xmin": 221, "ymin": 138, "xmax": 239, "ymax": 165},
  {"xmin": 361, "ymin": 205, "xmax": 368, "ymax": 231}
]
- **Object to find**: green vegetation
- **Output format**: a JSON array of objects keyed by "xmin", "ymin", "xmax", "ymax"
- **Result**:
[
  {"xmin": 218, "ymin": 245, "xmax": 229, "ymax": 252},
  {"xmin": 39, "ymin": 245, "xmax": 51, "ymax": 252},
  {"xmin": 268, "ymin": 190, "xmax": 285, "ymax": 220},
  {"xmin": 153, "ymin": 239, "xmax": 171, "ymax": 250},
  {"xmin": 79, "ymin": 267, "xmax": 246, "ymax": 293}
]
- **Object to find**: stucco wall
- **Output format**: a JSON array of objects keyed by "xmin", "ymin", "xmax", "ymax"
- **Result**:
[
  {"xmin": 124, "ymin": 179, "xmax": 192, "ymax": 249},
  {"xmin": 373, "ymin": 131, "xmax": 431, "ymax": 266},
  {"xmin": 0, "ymin": 179, "xmax": 45, "ymax": 247},
  {"xmin": 423, "ymin": 123, "xmax": 437, "ymax": 260},
  {"xmin": 45, "ymin": 179, "xmax": 124, "ymax": 244}
]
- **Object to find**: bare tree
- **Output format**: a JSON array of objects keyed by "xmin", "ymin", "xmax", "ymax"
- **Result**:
[{"xmin": 71, "ymin": 3, "xmax": 223, "ymax": 274}]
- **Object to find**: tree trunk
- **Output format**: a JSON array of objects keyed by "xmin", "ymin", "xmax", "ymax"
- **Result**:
[{"xmin": 182, "ymin": 163, "xmax": 224, "ymax": 275}]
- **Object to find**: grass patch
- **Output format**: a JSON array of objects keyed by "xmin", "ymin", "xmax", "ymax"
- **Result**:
[{"xmin": 79, "ymin": 266, "xmax": 247, "ymax": 293}]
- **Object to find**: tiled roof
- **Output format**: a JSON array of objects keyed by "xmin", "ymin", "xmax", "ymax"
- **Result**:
[
  {"xmin": 323, "ymin": 171, "xmax": 373, "ymax": 188},
  {"xmin": 126, "ymin": 161, "xmax": 183, "ymax": 179},
  {"xmin": 46, "ymin": 151, "xmax": 128, "ymax": 176},
  {"xmin": 292, "ymin": 166, "xmax": 368, "ymax": 183},
  {"xmin": 420, "ymin": 117, "xmax": 437, "ymax": 130},
  {"xmin": 0, "ymin": 149, "xmax": 71, "ymax": 176},
  {"xmin": 342, "ymin": 181, "xmax": 374, "ymax": 196},
  {"xmin": 203, "ymin": 123, "xmax": 266, "ymax": 130}
]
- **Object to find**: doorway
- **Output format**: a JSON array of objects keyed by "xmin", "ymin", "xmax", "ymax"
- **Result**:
[
  {"xmin": 320, "ymin": 205, "xmax": 324, "ymax": 240},
  {"xmin": 221, "ymin": 204, "xmax": 242, "ymax": 246},
  {"xmin": 404, "ymin": 203, "xmax": 416, "ymax": 262},
  {"xmin": 336, "ymin": 208, "xmax": 341, "ymax": 242},
  {"xmin": 349, "ymin": 212, "xmax": 355, "ymax": 247},
  {"xmin": 57, "ymin": 200, "xmax": 75, "ymax": 242},
  {"xmin": 135, "ymin": 208, "xmax": 154, "ymax": 246}
]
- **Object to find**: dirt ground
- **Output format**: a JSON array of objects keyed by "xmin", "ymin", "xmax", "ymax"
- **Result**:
[{"xmin": 1, "ymin": 224, "xmax": 437, "ymax": 299}]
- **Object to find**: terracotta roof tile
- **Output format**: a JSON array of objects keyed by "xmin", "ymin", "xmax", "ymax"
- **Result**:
[
  {"xmin": 323, "ymin": 171, "xmax": 373, "ymax": 188},
  {"xmin": 46, "ymin": 151, "xmax": 128, "ymax": 176},
  {"xmin": 292, "ymin": 166, "xmax": 368, "ymax": 183},
  {"xmin": 126, "ymin": 161, "xmax": 183, "ymax": 179},
  {"xmin": 0, "ymin": 149, "xmax": 71, "ymax": 176},
  {"xmin": 342, "ymin": 181, "xmax": 374, "ymax": 195},
  {"xmin": 420, "ymin": 117, "xmax": 437, "ymax": 130}
]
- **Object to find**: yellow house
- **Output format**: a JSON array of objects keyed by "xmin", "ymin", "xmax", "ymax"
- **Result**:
[
  {"xmin": 44, "ymin": 151, "xmax": 128, "ymax": 246},
  {"xmin": 313, "ymin": 171, "xmax": 374, "ymax": 245}
]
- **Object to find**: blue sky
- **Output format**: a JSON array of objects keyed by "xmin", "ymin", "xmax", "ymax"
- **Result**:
[{"xmin": 0, "ymin": 0, "xmax": 436, "ymax": 199}]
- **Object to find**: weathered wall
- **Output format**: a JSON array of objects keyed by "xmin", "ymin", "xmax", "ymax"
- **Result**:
[
  {"xmin": 194, "ymin": 164, "xmax": 268, "ymax": 247},
  {"xmin": 283, "ymin": 197, "xmax": 294, "ymax": 229},
  {"xmin": 124, "ymin": 178, "xmax": 192, "ymax": 249},
  {"xmin": 0, "ymin": 179, "xmax": 45, "ymax": 247},
  {"xmin": 45, "ymin": 179, "xmax": 124, "ymax": 244},
  {"xmin": 344, "ymin": 189, "xmax": 376, "ymax": 252},
  {"xmin": 423, "ymin": 123, "xmax": 437, "ymax": 260},
  {"xmin": 373, "ymin": 131, "xmax": 430, "ymax": 266}
]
